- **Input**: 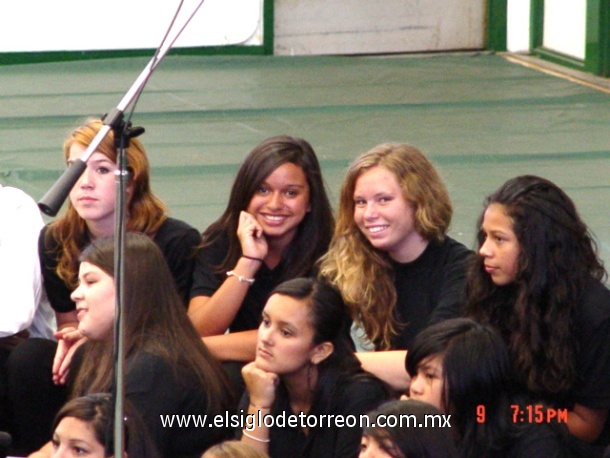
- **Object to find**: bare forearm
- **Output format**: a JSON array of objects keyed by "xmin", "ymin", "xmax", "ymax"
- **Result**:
[
  {"xmin": 356, "ymin": 350, "xmax": 410, "ymax": 392},
  {"xmin": 189, "ymin": 258, "xmax": 261, "ymax": 336},
  {"xmin": 203, "ymin": 330, "xmax": 258, "ymax": 362}
]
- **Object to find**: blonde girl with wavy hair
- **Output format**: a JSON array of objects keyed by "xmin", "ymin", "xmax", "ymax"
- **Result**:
[{"xmin": 320, "ymin": 143, "xmax": 471, "ymax": 356}]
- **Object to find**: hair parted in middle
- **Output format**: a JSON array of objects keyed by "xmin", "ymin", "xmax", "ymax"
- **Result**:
[{"xmin": 319, "ymin": 143, "xmax": 452, "ymax": 349}]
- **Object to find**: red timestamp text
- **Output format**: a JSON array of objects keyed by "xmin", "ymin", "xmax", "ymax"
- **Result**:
[{"xmin": 475, "ymin": 404, "xmax": 568, "ymax": 424}]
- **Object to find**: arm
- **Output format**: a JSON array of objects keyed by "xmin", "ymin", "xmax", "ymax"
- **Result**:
[
  {"xmin": 155, "ymin": 219, "xmax": 202, "ymax": 306},
  {"xmin": 189, "ymin": 211, "xmax": 268, "ymax": 336},
  {"xmin": 51, "ymin": 310, "xmax": 85, "ymax": 385},
  {"xmin": 356, "ymin": 350, "xmax": 410, "ymax": 392},
  {"xmin": 189, "ymin": 256, "xmax": 263, "ymax": 336},
  {"xmin": 0, "ymin": 188, "xmax": 44, "ymax": 337},
  {"xmin": 239, "ymin": 362, "xmax": 278, "ymax": 454},
  {"xmin": 203, "ymin": 330, "xmax": 258, "ymax": 362},
  {"xmin": 567, "ymin": 403, "xmax": 608, "ymax": 442}
]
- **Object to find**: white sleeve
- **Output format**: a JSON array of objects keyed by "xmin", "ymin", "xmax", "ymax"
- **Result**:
[{"xmin": 0, "ymin": 187, "xmax": 45, "ymax": 337}]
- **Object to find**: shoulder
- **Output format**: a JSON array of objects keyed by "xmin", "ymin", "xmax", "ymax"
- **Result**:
[
  {"xmin": 334, "ymin": 374, "xmax": 391, "ymax": 412},
  {"xmin": 576, "ymin": 278, "xmax": 610, "ymax": 329},
  {"xmin": 155, "ymin": 217, "xmax": 200, "ymax": 239},
  {"xmin": 436, "ymin": 236, "xmax": 474, "ymax": 261}
]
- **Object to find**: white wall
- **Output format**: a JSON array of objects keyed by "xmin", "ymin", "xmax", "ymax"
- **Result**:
[
  {"xmin": 273, "ymin": 0, "xmax": 485, "ymax": 56},
  {"xmin": 0, "ymin": 0, "xmax": 262, "ymax": 53},
  {"xmin": 507, "ymin": 0, "xmax": 531, "ymax": 53},
  {"xmin": 507, "ymin": 0, "xmax": 587, "ymax": 59}
]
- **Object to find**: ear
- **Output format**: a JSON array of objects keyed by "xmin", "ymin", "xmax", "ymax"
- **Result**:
[{"xmin": 310, "ymin": 342, "xmax": 334, "ymax": 365}]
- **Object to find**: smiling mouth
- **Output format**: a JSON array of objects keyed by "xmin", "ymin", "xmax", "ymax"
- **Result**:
[{"xmin": 366, "ymin": 225, "xmax": 389, "ymax": 234}]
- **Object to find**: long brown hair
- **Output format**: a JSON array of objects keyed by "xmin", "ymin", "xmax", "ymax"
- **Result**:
[
  {"xmin": 319, "ymin": 143, "xmax": 452, "ymax": 349},
  {"xmin": 201, "ymin": 135, "xmax": 334, "ymax": 281},
  {"xmin": 46, "ymin": 118, "xmax": 167, "ymax": 290},
  {"xmin": 71, "ymin": 233, "xmax": 232, "ymax": 414}
]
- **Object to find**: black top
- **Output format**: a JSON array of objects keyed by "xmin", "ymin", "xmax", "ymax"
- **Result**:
[
  {"xmin": 533, "ymin": 278, "xmax": 610, "ymax": 450},
  {"xmin": 189, "ymin": 233, "xmax": 288, "ymax": 332},
  {"xmin": 238, "ymin": 376, "xmax": 390, "ymax": 458},
  {"xmin": 391, "ymin": 236, "xmax": 473, "ymax": 349},
  {"xmin": 125, "ymin": 351, "xmax": 230, "ymax": 458},
  {"xmin": 39, "ymin": 217, "xmax": 201, "ymax": 312}
]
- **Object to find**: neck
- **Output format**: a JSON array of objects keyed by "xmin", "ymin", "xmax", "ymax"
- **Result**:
[
  {"xmin": 283, "ymin": 364, "xmax": 318, "ymax": 414},
  {"xmin": 390, "ymin": 233, "xmax": 430, "ymax": 263},
  {"xmin": 86, "ymin": 220, "xmax": 115, "ymax": 241}
]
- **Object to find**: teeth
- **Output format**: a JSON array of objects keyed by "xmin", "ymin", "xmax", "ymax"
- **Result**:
[
  {"xmin": 265, "ymin": 215, "xmax": 286, "ymax": 221},
  {"xmin": 368, "ymin": 225, "xmax": 388, "ymax": 233}
]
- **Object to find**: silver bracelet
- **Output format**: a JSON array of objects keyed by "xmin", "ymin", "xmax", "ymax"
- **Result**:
[
  {"xmin": 227, "ymin": 270, "xmax": 255, "ymax": 284},
  {"xmin": 242, "ymin": 429, "xmax": 270, "ymax": 443}
]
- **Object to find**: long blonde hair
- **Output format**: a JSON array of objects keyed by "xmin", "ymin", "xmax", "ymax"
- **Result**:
[
  {"xmin": 319, "ymin": 143, "xmax": 452, "ymax": 349},
  {"xmin": 46, "ymin": 118, "xmax": 167, "ymax": 289}
]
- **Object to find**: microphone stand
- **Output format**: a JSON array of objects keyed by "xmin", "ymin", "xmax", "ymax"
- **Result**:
[{"xmin": 36, "ymin": 2, "xmax": 208, "ymax": 456}]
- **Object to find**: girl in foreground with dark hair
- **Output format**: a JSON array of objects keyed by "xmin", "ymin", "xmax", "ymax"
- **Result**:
[
  {"xmin": 239, "ymin": 278, "xmax": 391, "ymax": 458},
  {"xmin": 360, "ymin": 399, "xmax": 457, "ymax": 458},
  {"xmin": 189, "ymin": 136, "xmax": 334, "ymax": 363},
  {"xmin": 31, "ymin": 233, "xmax": 233, "ymax": 458},
  {"xmin": 406, "ymin": 318, "xmax": 568, "ymax": 458},
  {"xmin": 467, "ymin": 175, "xmax": 610, "ymax": 448},
  {"xmin": 47, "ymin": 393, "xmax": 160, "ymax": 458}
]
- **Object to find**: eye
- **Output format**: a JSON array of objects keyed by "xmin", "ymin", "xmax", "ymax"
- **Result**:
[
  {"xmin": 261, "ymin": 317, "xmax": 270, "ymax": 327},
  {"xmin": 96, "ymin": 166, "xmax": 111, "ymax": 174},
  {"xmin": 280, "ymin": 328, "xmax": 292, "ymax": 337},
  {"xmin": 354, "ymin": 198, "xmax": 366, "ymax": 207},
  {"xmin": 284, "ymin": 189, "xmax": 298, "ymax": 197},
  {"xmin": 257, "ymin": 186, "xmax": 270, "ymax": 195},
  {"xmin": 378, "ymin": 196, "xmax": 392, "ymax": 203},
  {"xmin": 73, "ymin": 445, "xmax": 89, "ymax": 455},
  {"xmin": 51, "ymin": 438, "xmax": 59, "ymax": 450}
]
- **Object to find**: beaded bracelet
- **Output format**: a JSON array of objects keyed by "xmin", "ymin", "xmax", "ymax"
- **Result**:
[
  {"xmin": 242, "ymin": 429, "xmax": 270, "ymax": 443},
  {"xmin": 227, "ymin": 270, "xmax": 255, "ymax": 284}
]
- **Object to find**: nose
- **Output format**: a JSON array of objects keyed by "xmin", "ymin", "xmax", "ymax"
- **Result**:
[
  {"xmin": 479, "ymin": 235, "xmax": 492, "ymax": 258},
  {"xmin": 258, "ymin": 324, "xmax": 274, "ymax": 347},
  {"xmin": 70, "ymin": 284, "xmax": 84, "ymax": 303},
  {"xmin": 266, "ymin": 192, "xmax": 283, "ymax": 211},
  {"xmin": 78, "ymin": 166, "xmax": 94, "ymax": 188},
  {"xmin": 409, "ymin": 374, "xmax": 424, "ymax": 397},
  {"xmin": 363, "ymin": 202, "xmax": 377, "ymax": 220}
]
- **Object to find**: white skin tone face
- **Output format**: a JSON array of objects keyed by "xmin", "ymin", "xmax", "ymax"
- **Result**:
[
  {"xmin": 51, "ymin": 416, "xmax": 107, "ymax": 458},
  {"xmin": 68, "ymin": 144, "xmax": 118, "ymax": 240},
  {"xmin": 255, "ymin": 293, "xmax": 326, "ymax": 377},
  {"xmin": 70, "ymin": 262, "xmax": 115, "ymax": 341},
  {"xmin": 245, "ymin": 162, "xmax": 311, "ymax": 251},
  {"xmin": 479, "ymin": 203, "xmax": 521, "ymax": 286},
  {"xmin": 353, "ymin": 166, "xmax": 428, "ymax": 263},
  {"xmin": 408, "ymin": 355, "xmax": 444, "ymax": 411},
  {"xmin": 359, "ymin": 435, "xmax": 394, "ymax": 458}
]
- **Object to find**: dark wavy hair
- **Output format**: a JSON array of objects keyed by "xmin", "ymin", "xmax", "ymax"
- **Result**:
[
  {"xmin": 406, "ymin": 318, "xmax": 516, "ymax": 457},
  {"xmin": 467, "ymin": 175, "xmax": 606, "ymax": 395},
  {"xmin": 201, "ymin": 135, "xmax": 334, "ymax": 281}
]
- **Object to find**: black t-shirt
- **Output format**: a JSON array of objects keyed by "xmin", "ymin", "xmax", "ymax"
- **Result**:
[
  {"xmin": 391, "ymin": 236, "xmax": 473, "ymax": 349},
  {"xmin": 125, "ymin": 351, "xmax": 230, "ymax": 458},
  {"xmin": 238, "ymin": 375, "xmax": 390, "ymax": 458},
  {"xmin": 189, "ymin": 233, "xmax": 288, "ymax": 332},
  {"xmin": 39, "ymin": 217, "xmax": 201, "ymax": 312}
]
